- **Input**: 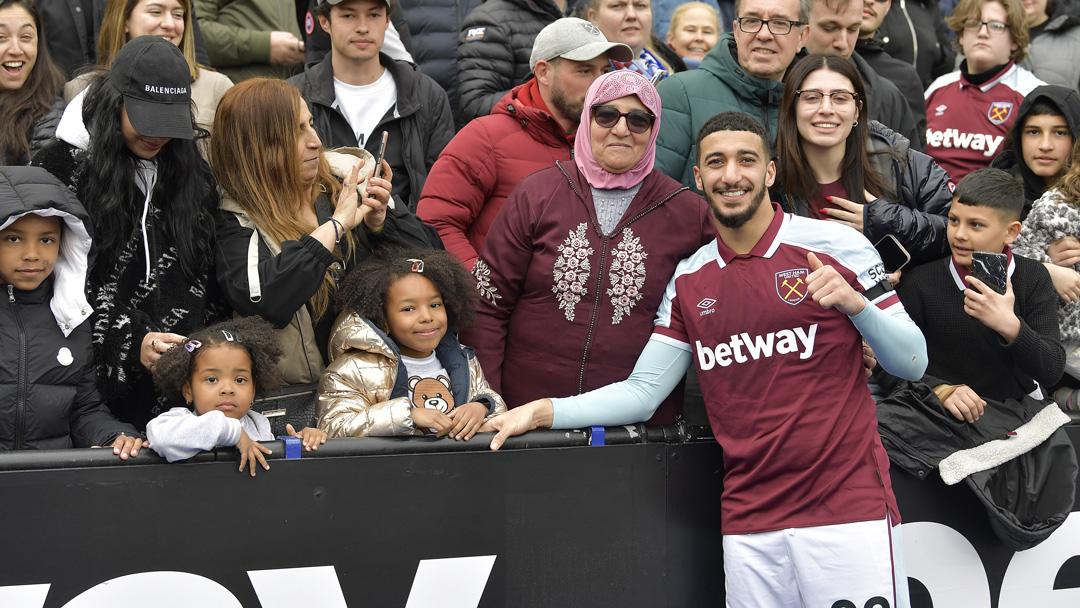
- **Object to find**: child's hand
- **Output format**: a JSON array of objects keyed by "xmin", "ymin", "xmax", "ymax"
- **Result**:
[
  {"xmin": 236, "ymin": 429, "xmax": 272, "ymax": 476},
  {"xmin": 110, "ymin": 434, "xmax": 148, "ymax": 460},
  {"xmin": 410, "ymin": 407, "xmax": 453, "ymax": 437},
  {"xmin": 447, "ymin": 402, "xmax": 488, "ymax": 441},
  {"xmin": 964, "ymin": 275, "xmax": 1021, "ymax": 342},
  {"xmin": 943, "ymin": 385, "xmax": 986, "ymax": 423},
  {"xmin": 286, "ymin": 424, "xmax": 327, "ymax": 451},
  {"xmin": 1047, "ymin": 236, "xmax": 1080, "ymax": 267}
]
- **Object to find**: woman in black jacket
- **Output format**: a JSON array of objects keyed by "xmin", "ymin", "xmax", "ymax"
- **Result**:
[
  {"xmin": 211, "ymin": 78, "xmax": 440, "ymax": 388},
  {"xmin": 0, "ymin": 0, "xmax": 64, "ymax": 165},
  {"xmin": 774, "ymin": 54, "xmax": 955, "ymax": 267}
]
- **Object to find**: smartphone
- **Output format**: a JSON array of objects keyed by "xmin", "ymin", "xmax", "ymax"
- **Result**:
[
  {"xmin": 971, "ymin": 251, "xmax": 1008, "ymax": 294},
  {"xmin": 369, "ymin": 131, "xmax": 388, "ymax": 199},
  {"xmin": 874, "ymin": 234, "xmax": 911, "ymax": 273}
]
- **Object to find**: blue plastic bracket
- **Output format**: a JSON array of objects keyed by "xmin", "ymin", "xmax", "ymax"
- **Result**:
[
  {"xmin": 589, "ymin": 426, "xmax": 605, "ymax": 446},
  {"xmin": 277, "ymin": 436, "xmax": 302, "ymax": 459}
]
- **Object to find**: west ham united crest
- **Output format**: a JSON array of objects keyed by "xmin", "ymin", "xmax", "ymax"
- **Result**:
[
  {"xmin": 776, "ymin": 269, "xmax": 809, "ymax": 305},
  {"xmin": 988, "ymin": 101, "xmax": 1013, "ymax": 125}
]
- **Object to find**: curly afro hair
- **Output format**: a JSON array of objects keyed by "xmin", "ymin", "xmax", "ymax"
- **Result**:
[
  {"xmin": 151, "ymin": 316, "xmax": 285, "ymax": 406},
  {"xmin": 336, "ymin": 246, "xmax": 478, "ymax": 335}
]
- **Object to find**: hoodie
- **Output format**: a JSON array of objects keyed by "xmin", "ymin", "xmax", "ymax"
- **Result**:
[
  {"xmin": 0, "ymin": 166, "xmax": 139, "ymax": 449},
  {"xmin": 990, "ymin": 85, "xmax": 1080, "ymax": 219}
]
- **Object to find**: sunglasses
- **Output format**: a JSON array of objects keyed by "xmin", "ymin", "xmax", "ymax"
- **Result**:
[{"xmin": 592, "ymin": 105, "xmax": 656, "ymax": 134}]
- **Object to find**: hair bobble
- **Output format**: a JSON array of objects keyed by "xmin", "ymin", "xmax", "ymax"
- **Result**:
[
  {"xmin": 184, "ymin": 339, "xmax": 202, "ymax": 352},
  {"xmin": 407, "ymin": 258, "xmax": 424, "ymax": 273}
]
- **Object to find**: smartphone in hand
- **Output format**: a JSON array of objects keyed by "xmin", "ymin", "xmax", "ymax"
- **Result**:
[
  {"xmin": 874, "ymin": 234, "xmax": 911, "ymax": 273},
  {"xmin": 369, "ymin": 131, "xmax": 388, "ymax": 199},
  {"xmin": 971, "ymin": 251, "xmax": 1008, "ymax": 294}
]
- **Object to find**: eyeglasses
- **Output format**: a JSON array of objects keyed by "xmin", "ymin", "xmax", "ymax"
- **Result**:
[
  {"xmin": 592, "ymin": 105, "xmax": 656, "ymax": 134},
  {"xmin": 795, "ymin": 89, "xmax": 858, "ymax": 106},
  {"xmin": 961, "ymin": 19, "xmax": 1009, "ymax": 35},
  {"xmin": 735, "ymin": 17, "xmax": 804, "ymax": 35}
]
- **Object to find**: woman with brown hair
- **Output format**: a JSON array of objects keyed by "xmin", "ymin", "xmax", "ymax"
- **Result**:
[
  {"xmin": 64, "ymin": 0, "xmax": 231, "ymax": 136},
  {"xmin": 0, "ymin": 0, "xmax": 64, "ymax": 164},
  {"xmin": 212, "ymin": 78, "xmax": 440, "ymax": 387},
  {"xmin": 774, "ymin": 53, "xmax": 954, "ymax": 267}
]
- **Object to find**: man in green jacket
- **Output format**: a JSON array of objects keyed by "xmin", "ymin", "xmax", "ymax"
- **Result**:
[
  {"xmin": 656, "ymin": 0, "xmax": 809, "ymax": 190},
  {"xmin": 195, "ymin": 0, "xmax": 307, "ymax": 81}
]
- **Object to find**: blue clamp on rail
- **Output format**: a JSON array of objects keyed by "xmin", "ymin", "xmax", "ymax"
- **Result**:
[
  {"xmin": 589, "ymin": 426, "xmax": 605, "ymax": 446},
  {"xmin": 277, "ymin": 436, "xmax": 302, "ymax": 460}
]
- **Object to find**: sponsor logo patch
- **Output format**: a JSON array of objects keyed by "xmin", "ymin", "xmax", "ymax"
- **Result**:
[
  {"xmin": 466, "ymin": 27, "xmax": 486, "ymax": 41},
  {"xmin": 305, "ymin": 11, "xmax": 314, "ymax": 35},
  {"xmin": 988, "ymin": 101, "xmax": 1013, "ymax": 125},
  {"xmin": 775, "ymin": 269, "xmax": 808, "ymax": 305}
]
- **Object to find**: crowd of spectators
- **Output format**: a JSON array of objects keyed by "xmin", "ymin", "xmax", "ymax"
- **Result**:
[{"xmin": 3, "ymin": 0, "xmax": 1080, "ymax": 602}]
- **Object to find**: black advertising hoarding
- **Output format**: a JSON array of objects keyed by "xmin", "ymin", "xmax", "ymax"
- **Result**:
[{"xmin": 0, "ymin": 425, "xmax": 1076, "ymax": 607}]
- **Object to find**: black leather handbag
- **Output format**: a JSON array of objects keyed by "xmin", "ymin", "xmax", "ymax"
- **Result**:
[{"xmin": 250, "ymin": 383, "xmax": 318, "ymax": 437}]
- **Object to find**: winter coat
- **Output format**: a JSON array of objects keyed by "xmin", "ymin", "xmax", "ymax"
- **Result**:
[
  {"xmin": 1021, "ymin": 0, "xmax": 1080, "ymax": 90},
  {"xmin": 0, "ymin": 166, "xmax": 139, "ymax": 450},
  {"xmin": 455, "ymin": 0, "xmax": 563, "ymax": 124},
  {"xmin": 777, "ymin": 122, "xmax": 953, "ymax": 267},
  {"xmin": 461, "ymin": 161, "xmax": 716, "ymax": 423},
  {"xmin": 416, "ymin": 80, "xmax": 574, "ymax": 269},
  {"xmin": 193, "ymin": 0, "xmax": 303, "ymax": 81},
  {"xmin": 989, "ymin": 85, "xmax": 1080, "ymax": 219},
  {"xmin": 288, "ymin": 53, "xmax": 455, "ymax": 212},
  {"xmin": 37, "ymin": 0, "xmax": 211, "ymax": 78},
  {"xmin": 655, "ymin": 32, "xmax": 787, "ymax": 190},
  {"xmin": 399, "ymin": 0, "xmax": 483, "ymax": 118},
  {"xmin": 1013, "ymin": 188, "xmax": 1080, "ymax": 342},
  {"xmin": 855, "ymin": 37, "xmax": 929, "ymax": 149},
  {"xmin": 878, "ymin": 0, "xmax": 956, "ymax": 90},
  {"xmin": 853, "ymin": 51, "xmax": 925, "ymax": 151},
  {"xmin": 147, "ymin": 407, "xmax": 273, "ymax": 462},
  {"xmin": 0, "ymin": 96, "xmax": 64, "ymax": 166},
  {"xmin": 216, "ymin": 149, "xmax": 443, "ymax": 386},
  {"xmin": 318, "ymin": 311, "xmax": 506, "ymax": 437},
  {"xmin": 31, "ymin": 138, "xmax": 227, "ymax": 430}
]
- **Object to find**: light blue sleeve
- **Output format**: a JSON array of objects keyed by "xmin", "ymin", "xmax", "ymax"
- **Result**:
[
  {"xmin": 550, "ymin": 338, "xmax": 693, "ymax": 429},
  {"xmin": 849, "ymin": 297, "xmax": 928, "ymax": 381}
]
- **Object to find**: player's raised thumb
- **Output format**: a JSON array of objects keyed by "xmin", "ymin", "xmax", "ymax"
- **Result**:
[{"xmin": 807, "ymin": 251, "xmax": 824, "ymax": 271}]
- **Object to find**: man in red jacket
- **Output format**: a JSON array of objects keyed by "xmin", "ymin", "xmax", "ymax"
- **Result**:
[{"xmin": 416, "ymin": 17, "xmax": 631, "ymax": 269}]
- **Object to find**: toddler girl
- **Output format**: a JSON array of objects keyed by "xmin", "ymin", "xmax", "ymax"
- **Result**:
[
  {"xmin": 318, "ymin": 247, "xmax": 506, "ymax": 439},
  {"xmin": 148, "ymin": 317, "xmax": 328, "ymax": 475}
]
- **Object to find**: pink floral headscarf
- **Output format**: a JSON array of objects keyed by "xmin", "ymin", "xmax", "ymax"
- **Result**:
[{"xmin": 574, "ymin": 70, "xmax": 662, "ymax": 190}]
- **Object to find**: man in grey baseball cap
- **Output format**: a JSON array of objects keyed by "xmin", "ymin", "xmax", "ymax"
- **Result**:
[{"xmin": 417, "ymin": 18, "xmax": 632, "ymax": 267}]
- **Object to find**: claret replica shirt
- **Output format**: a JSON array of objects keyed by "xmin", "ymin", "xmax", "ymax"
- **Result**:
[{"xmin": 653, "ymin": 205, "xmax": 904, "ymax": 534}]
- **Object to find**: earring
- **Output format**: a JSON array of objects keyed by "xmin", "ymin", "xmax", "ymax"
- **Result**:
[{"xmin": 853, "ymin": 120, "xmax": 859, "ymax": 127}]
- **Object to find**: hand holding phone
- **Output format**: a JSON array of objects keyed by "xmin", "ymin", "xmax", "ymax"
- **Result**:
[
  {"xmin": 369, "ymin": 131, "xmax": 388, "ymax": 199},
  {"xmin": 874, "ymin": 234, "xmax": 911, "ymax": 273},
  {"xmin": 970, "ymin": 251, "xmax": 1007, "ymax": 295}
]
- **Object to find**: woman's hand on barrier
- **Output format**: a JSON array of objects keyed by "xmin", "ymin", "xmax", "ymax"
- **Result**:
[
  {"xmin": 1043, "ymin": 262, "xmax": 1080, "ymax": 303},
  {"xmin": 447, "ymin": 402, "xmax": 488, "ymax": 441},
  {"xmin": 820, "ymin": 190, "xmax": 871, "ymax": 233},
  {"xmin": 410, "ymin": 407, "xmax": 454, "ymax": 437},
  {"xmin": 1047, "ymin": 236, "xmax": 1080, "ymax": 267},
  {"xmin": 942, "ymin": 385, "xmax": 986, "ymax": 423},
  {"xmin": 286, "ymin": 424, "xmax": 327, "ymax": 451},
  {"xmin": 236, "ymin": 430, "xmax": 272, "ymax": 476},
  {"xmin": 480, "ymin": 399, "xmax": 554, "ymax": 451},
  {"xmin": 361, "ymin": 160, "xmax": 393, "ymax": 233},
  {"xmin": 141, "ymin": 332, "xmax": 186, "ymax": 369},
  {"xmin": 109, "ymin": 434, "xmax": 148, "ymax": 460}
]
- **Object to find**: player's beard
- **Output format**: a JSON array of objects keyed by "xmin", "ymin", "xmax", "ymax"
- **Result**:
[
  {"xmin": 708, "ymin": 182, "xmax": 767, "ymax": 229},
  {"xmin": 549, "ymin": 79, "xmax": 584, "ymax": 126}
]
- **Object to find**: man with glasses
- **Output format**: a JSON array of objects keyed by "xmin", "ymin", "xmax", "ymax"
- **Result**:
[
  {"xmin": 805, "ymin": 0, "xmax": 925, "ymax": 149},
  {"xmin": 654, "ymin": 0, "xmax": 810, "ymax": 190}
]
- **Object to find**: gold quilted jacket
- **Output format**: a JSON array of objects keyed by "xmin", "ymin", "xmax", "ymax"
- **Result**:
[{"xmin": 317, "ymin": 310, "xmax": 507, "ymax": 437}]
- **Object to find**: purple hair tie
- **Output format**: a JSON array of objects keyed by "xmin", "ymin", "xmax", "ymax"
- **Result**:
[{"xmin": 184, "ymin": 339, "xmax": 202, "ymax": 352}]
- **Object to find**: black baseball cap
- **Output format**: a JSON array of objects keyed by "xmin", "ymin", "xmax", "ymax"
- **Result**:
[{"xmin": 110, "ymin": 36, "xmax": 194, "ymax": 140}]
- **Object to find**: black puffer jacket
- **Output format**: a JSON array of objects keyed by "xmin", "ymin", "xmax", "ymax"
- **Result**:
[
  {"xmin": 878, "ymin": 0, "xmax": 955, "ymax": 90},
  {"xmin": 856, "ymin": 35, "xmax": 928, "ymax": 150},
  {"xmin": 852, "ymin": 51, "xmax": 924, "ymax": 151},
  {"xmin": 288, "ymin": 53, "xmax": 455, "ymax": 212},
  {"xmin": 456, "ymin": 0, "xmax": 563, "ymax": 124},
  {"xmin": 0, "ymin": 166, "xmax": 139, "ymax": 450},
  {"xmin": 778, "ymin": 121, "xmax": 954, "ymax": 266},
  {"xmin": 990, "ymin": 85, "xmax": 1080, "ymax": 220},
  {"xmin": 399, "ymin": 0, "xmax": 482, "ymax": 118}
]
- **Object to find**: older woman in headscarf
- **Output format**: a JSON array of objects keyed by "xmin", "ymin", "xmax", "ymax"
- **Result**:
[{"xmin": 461, "ymin": 70, "xmax": 714, "ymax": 423}]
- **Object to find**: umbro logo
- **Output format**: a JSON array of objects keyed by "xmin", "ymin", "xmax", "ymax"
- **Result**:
[
  {"xmin": 935, "ymin": 104, "xmax": 947, "ymax": 117},
  {"xmin": 697, "ymin": 298, "xmax": 716, "ymax": 308}
]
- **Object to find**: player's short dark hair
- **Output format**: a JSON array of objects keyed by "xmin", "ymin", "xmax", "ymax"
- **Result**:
[
  {"xmin": 336, "ymin": 247, "xmax": 478, "ymax": 335},
  {"xmin": 953, "ymin": 168, "xmax": 1024, "ymax": 221},
  {"xmin": 314, "ymin": 0, "xmax": 392, "ymax": 24},
  {"xmin": 151, "ymin": 316, "xmax": 285, "ymax": 407},
  {"xmin": 696, "ymin": 112, "xmax": 772, "ymax": 165}
]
